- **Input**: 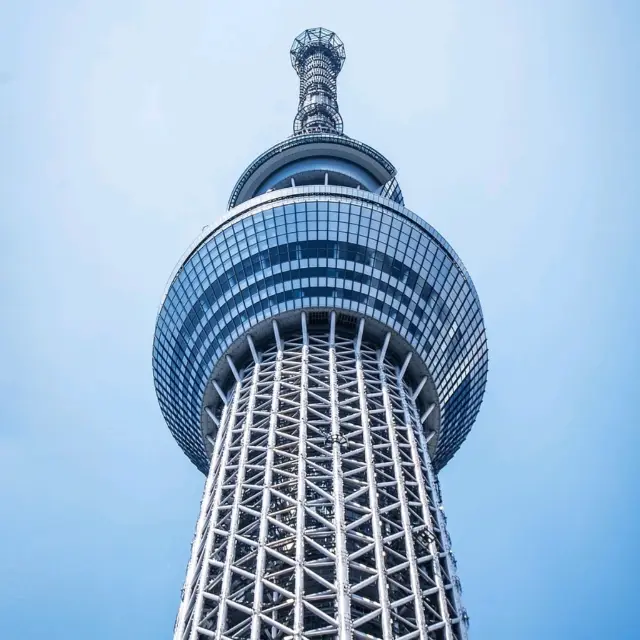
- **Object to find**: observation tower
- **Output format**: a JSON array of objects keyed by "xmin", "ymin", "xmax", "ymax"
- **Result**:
[{"xmin": 153, "ymin": 27, "xmax": 488, "ymax": 640}]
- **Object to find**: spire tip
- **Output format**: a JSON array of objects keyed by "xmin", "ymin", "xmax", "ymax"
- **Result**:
[{"xmin": 290, "ymin": 28, "xmax": 346, "ymax": 135}]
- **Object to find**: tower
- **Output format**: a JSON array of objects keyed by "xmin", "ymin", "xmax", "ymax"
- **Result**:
[{"xmin": 154, "ymin": 27, "xmax": 488, "ymax": 640}]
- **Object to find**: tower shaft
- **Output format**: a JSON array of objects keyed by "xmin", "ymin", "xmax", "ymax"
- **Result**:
[
  {"xmin": 175, "ymin": 316, "xmax": 465, "ymax": 640},
  {"xmin": 154, "ymin": 26, "xmax": 488, "ymax": 640}
]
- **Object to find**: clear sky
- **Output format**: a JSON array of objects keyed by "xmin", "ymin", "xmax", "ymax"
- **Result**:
[{"xmin": 2, "ymin": 1, "xmax": 639, "ymax": 638}]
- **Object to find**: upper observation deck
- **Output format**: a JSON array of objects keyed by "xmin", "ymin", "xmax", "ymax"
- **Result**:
[{"xmin": 227, "ymin": 132, "xmax": 404, "ymax": 210}]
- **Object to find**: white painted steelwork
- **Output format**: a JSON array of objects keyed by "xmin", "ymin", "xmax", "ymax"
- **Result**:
[
  {"xmin": 174, "ymin": 318, "xmax": 465, "ymax": 640},
  {"xmin": 154, "ymin": 27, "xmax": 488, "ymax": 640}
]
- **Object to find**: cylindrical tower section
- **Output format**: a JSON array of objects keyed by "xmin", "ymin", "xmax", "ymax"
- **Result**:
[
  {"xmin": 154, "ymin": 186, "xmax": 487, "ymax": 638},
  {"xmin": 291, "ymin": 27, "xmax": 346, "ymax": 135},
  {"xmin": 174, "ymin": 314, "xmax": 466, "ymax": 640}
]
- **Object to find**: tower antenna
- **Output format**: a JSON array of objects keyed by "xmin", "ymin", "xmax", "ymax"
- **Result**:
[{"xmin": 290, "ymin": 27, "xmax": 346, "ymax": 135}]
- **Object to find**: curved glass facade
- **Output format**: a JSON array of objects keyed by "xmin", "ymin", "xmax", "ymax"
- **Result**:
[
  {"xmin": 153, "ymin": 186, "xmax": 488, "ymax": 475},
  {"xmin": 227, "ymin": 133, "xmax": 397, "ymax": 208},
  {"xmin": 254, "ymin": 156, "xmax": 381, "ymax": 195}
]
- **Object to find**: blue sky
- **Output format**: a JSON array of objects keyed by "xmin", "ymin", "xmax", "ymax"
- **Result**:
[{"xmin": 2, "ymin": 1, "xmax": 639, "ymax": 638}]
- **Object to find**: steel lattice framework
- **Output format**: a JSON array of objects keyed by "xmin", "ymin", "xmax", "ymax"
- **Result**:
[
  {"xmin": 154, "ymin": 26, "xmax": 487, "ymax": 640},
  {"xmin": 291, "ymin": 27, "xmax": 345, "ymax": 135},
  {"xmin": 175, "ymin": 313, "xmax": 466, "ymax": 640}
]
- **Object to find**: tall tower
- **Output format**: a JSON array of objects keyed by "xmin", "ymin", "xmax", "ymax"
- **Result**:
[{"xmin": 154, "ymin": 28, "xmax": 488, "ymax": 640}]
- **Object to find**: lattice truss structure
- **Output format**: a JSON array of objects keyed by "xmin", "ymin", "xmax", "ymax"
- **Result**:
[
  {"xmin": 175, "ymin": 313, "xmax": 467, "ymax": 640},
  {"xmin": 291, "ymin": 27, "xmax": 346, "ymax": 135}
]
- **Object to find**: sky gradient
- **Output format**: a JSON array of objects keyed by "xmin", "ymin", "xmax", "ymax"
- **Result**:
[{"xmin": 2, "ymin": 1, "xmax": 639, "ymax": 638}]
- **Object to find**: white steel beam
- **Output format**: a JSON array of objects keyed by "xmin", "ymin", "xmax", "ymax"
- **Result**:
[
  {"xmin": 411, "ymin": 376, "xmax": 428, "ymax": 401},
  {"xmin": 421, "ymin": 403, "xmax": 435, "ymax": 423},
  {"xmin": 212, "ymin": 381, "xmax": 228, "ymax": 405},
  {"xmin": 213, "ymin": 359, "xmax": 262, "ymax": 639},
  {"xmin": 328, "ymin": 311, "xmax": 352, "ymax": 639},
  {"xmin": 250, "ymin": 322, "xmax": 284, "ymax": 639},
  {"xmin": 293, "ymin": 312, "xmax": 309, "ymax": 638},
  {"xmin": 204, "ymin": 406, "xmax": 219, "ymax": 427},
  {"xmin": 397, "ymin": 368, "xmax": 454, "ymax": 640},
  {"xmin": 415, "ymin": 418, "xmax": 468, "ymax": 640},
  {"xmin": 273, "ymin": 319, "xmax": 283, "ymax": 352},
  {"xmin": 378, "ymin": 356, "xmax": 429, "ymax": 640},
  {"xmin": 187, "ymin": 377, "xmax": 244, "ymax": 640},
  {"xmin": 354, "ymin": 318, "xmax": 393, "ymax": 640},
  {"xmin": 226, "ymin": 356, "xmax": 241, "ymax": 383},
  {"xmin": 247, "ymin": 335, "xmax": 260, "ymax": 365},
  {"xmin": 378, "ymin": 331, "xmax": 391, "ymax": 364},
  {"xmin": 399, "ymin": 352, "xmax": 412, "ymax": 380},
  {"xmin": 175, "ymin": 401, "xmax": 230, "ymax": 638}
]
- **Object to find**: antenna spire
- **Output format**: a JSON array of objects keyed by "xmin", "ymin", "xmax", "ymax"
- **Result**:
[{"xmin": 290, "ymin": 28, "xmax": 346, "ymax": 135}]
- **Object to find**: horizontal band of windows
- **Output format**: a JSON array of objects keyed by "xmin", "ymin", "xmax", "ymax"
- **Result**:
[
  {"xmin": 162, "ymin": 286, "xmax": 472, "ymax": 425},
  {"xmin": 164, "ymin": 239, "xmax": 464, "ymax": 347},
  {"xmin": 174, "ymin": 265, "xmax": 464, "ymax": 353}
]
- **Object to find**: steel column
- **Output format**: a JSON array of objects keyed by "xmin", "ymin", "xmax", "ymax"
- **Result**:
[
  {"xmin": 187, "ymin": 377, "xmax": 244, "ymax": 640},
  {"xmin": 293, "ymin": 313, "xmax": 309, "ymax": 638},
  {"xmin": 397, "ymin": 368, "xmax": 454, "ymax": 640},
  {"xmin": 213, "ymin": 358, "xmax": 261, "ymax": 638},
  {"xmin": 354, "ymin": 319, "xmax": 393, "ymax": 639},
  {"xmin": 377, "ymin": 336, "xmax": 429, "ymax": 640},
  {"xmin": 175, "ymin": 401, "xmax": 231, "ymax": 638},
  {"xmin": 415, "ymin": 417, "xmax": 468, "ymax": 640},
  {"xmin": 250, "ymin": 322, "xmax": 284, "ymax": 639},
  {"xmin": 328, "ymin": 311, "xmax": 353, "ymax": 639}
]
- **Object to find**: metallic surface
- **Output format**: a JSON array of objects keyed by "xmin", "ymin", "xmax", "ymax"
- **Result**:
[
  {"xmin": 174, "ymin": 317, "xmax": 467, "ymax": 640},
  {"xmin": 291, "ymin": 27, "xmax": 346, "ymax": 135},
  {"xmin": 153, "ymin": 27, "xmax": 487, "ymax": 638}
]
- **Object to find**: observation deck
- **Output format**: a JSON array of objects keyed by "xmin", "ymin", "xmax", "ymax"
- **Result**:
[
  {"xmin": 153, "ymin": 184, "xmax": 487, "ymax": 474},
  {"xmin": 152, "ymin": 27, "xmax": 487, "ymax": 476}
]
